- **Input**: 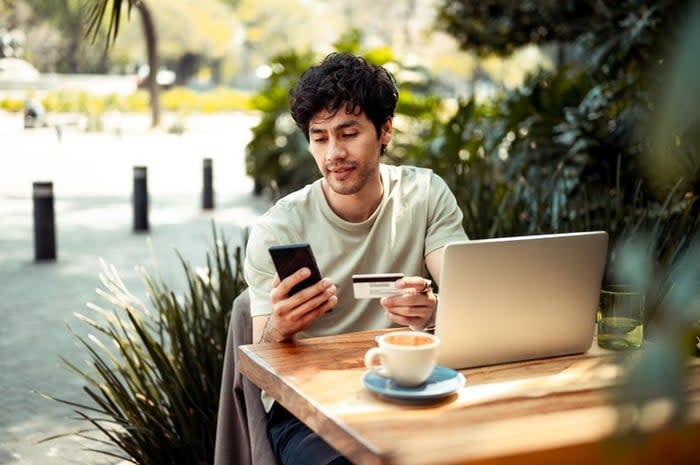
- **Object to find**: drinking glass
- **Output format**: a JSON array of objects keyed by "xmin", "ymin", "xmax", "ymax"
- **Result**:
[{"xmin": 597, "ymin": 285, "xmax": 644, "ymax": 350}]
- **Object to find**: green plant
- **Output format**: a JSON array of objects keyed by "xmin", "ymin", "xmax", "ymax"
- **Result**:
[
  {"xmin": 244, "ymin": 48, "xmax": 318, "ymax": 198},
  {"xmin": 161, "ymin": 87, "xmax": 254, "ymax": 113},
  {"xmin": 601, "ymin": 7, "xmax": 700, "ymax": 454},
  {"xmin": 0, "ymin": 88, "xmax": 253, "ymax": 115},
  {"xmin": 42, "ymin": 225, "xmax": 248, "ymax": 464}
]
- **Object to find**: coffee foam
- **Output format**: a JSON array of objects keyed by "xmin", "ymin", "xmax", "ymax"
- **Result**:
[{"xmin": 385, "ymin": 334, "xmax": 434, "ymax": 346}]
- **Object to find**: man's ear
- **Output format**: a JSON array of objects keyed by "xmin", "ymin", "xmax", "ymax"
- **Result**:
[{"xmin": 380, "ymin": 118, "xmax": 393, "ymax": 144}]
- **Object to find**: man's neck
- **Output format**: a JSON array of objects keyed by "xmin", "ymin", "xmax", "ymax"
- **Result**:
[{"xmin": 322, "ymin": 173, "xmax": 384, "ymax": 223}]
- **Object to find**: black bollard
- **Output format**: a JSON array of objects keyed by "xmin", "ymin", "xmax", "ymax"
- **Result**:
[
  {"xmin": 33, "ymin": 181, "xmax": 57, "ymax": 261},
  {"xmin": 202, "ymin": 157, "xmax": 214, "ymax": 210},
  {"xmin": 133, "ymin": 166, "xmax": 149, "ymax": 232}
]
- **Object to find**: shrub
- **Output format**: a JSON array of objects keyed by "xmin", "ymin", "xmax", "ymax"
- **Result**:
[
  {"xmin": 42, "ymin": 225, "xmax": 248, "ymax": 465},
  {"xmin": 0, "ymin": 87, "xmax": 253, "ymax": 115},
  {"xmin": 161, "ymin": 87, "xmax": 254, "ymax": 113}
]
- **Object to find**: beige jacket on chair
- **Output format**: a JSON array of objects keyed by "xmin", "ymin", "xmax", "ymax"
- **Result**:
[{"xmin": 214, "ymin": 289, "xmax": 277, "ymax": 465}]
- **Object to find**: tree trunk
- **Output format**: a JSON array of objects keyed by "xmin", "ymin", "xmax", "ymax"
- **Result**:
[
  {"xmin": 135, "ymin": 0, "xmax": 161, "ymax": 128},
  {"xmin": 556, "ymin": 43, "xmax": 566, "ymax": 69},
  {"xmin": 65, "ymin": 20, "xmax": 81, "ymax": 73}
]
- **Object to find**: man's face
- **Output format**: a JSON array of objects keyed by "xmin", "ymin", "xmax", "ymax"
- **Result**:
[{"xmin": 308, "ymin": 108, "xmax": 392, "ymax": 196}]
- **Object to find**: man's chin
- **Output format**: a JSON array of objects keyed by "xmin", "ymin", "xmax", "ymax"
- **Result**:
[{"xmin": 325, "ymin": 178, "xmax": 361, "ymax": 196}]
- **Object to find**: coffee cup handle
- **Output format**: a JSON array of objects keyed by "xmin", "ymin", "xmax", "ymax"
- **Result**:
[{"xmin": 364, "ymin": 347, "xmax": 388, "ymax": 377}]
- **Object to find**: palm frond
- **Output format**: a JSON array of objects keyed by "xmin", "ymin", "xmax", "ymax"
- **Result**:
[{"xmin": 85, "ymin": 0, "xmax": 133, "ymax": 47}]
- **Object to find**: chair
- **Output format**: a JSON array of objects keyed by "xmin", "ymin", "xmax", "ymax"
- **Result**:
[{"xmin": 214, "ymin": 289, "xmax": 277, "ymax": 465}]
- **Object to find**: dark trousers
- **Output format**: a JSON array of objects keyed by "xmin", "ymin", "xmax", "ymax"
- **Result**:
[{"xmin": 266, "ymin": 402, "xmax": 352, "ymax": 465}]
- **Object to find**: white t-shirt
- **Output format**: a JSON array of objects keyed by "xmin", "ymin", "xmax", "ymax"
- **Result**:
[{"xmin": 244, "ymin": 163, "xmax": 469, "ymax": 338}]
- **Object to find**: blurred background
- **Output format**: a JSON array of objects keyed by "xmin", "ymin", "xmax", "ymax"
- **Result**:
[
  {"xmin": 1, "ymin": 1, "xmax": 698, "ymax": 464},
  {"xmin": 0, "ymin": 0, "xmax": 548, "ymax": 95}
]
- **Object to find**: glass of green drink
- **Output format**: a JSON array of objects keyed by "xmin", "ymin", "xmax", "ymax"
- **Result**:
[{"xmin": 597, "ymin": 285, "xmax": 644, "ymax": 350}]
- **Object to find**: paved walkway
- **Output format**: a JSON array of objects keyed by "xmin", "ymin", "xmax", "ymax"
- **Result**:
[{"xmin": 0, "ymin": 112, "xmax": 271, "ymax": 464}]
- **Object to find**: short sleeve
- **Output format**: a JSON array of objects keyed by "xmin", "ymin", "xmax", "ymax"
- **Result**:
[
  {"xmin": 243, "ymin": 222, "xmax": 280, "ymax": 318},
  {"xmin": 425, "ymin": 173, "xmax": 469, "ymax": 255}
]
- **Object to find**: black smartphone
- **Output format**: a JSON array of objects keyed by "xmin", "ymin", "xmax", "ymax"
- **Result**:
[{"xmin": 268, "ymin": 243, "xmax": 323, "ymax": 296}]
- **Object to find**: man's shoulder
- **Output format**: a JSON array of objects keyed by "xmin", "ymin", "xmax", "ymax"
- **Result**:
[
  {"xmin": 276, "ymin": 181, "xmax": 319, "ymax": 208},
  {"xmin": 382, "ymin": 163, "xmax": 434, "ymax": 179},
  {"xmin": 255, "ymin": 182, "xmax": 319, "ymax": 228},
  {"xmin": 383, "ymin": 164, "xmax": 441, "ymax": 193}
]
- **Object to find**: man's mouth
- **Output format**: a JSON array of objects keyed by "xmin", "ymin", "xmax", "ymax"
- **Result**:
[{"xmin": 327, "ymin": 165, "xmax": 354, "ymax": 179}]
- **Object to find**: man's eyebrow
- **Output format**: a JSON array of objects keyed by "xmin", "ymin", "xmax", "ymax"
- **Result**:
[
  {"xmin": 334, "ymin": 120, "xmax": 360, "ymax": 130},
  {"xmin": 309, "ymin": 120, "xmax": 360, "ymax": 133}
]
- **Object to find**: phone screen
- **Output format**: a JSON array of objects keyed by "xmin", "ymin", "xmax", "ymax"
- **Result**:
[{"xmin": 268, "ymin": 243, "xmax": 323, "ymax": 295}]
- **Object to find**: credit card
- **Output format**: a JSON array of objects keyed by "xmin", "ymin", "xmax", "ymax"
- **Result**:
[{"xmin": 352, "ymin": 273, "xmax": 404, "ymax": 299}]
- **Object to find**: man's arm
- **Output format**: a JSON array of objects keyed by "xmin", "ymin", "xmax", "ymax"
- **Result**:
[
  {"xmin": 381, "ymin": 170, "xmax": 466, "ymax": 330},
  {"xmin": 425, "ymin": 246, "xmax": 445, "ymax": 285},
  {"xmin": 252, "ymin": 314, "xmax": 270, "ymax": 344}
]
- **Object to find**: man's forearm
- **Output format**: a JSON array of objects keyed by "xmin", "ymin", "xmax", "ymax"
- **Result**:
[{"xmin": 254, "ymin": 315, "xmax": 292, "ymax": 343}]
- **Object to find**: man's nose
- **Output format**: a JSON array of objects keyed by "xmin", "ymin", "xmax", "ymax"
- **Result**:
[{"xmin": 326, "ymin": 139, "xmax": 347, "ymax": 161}]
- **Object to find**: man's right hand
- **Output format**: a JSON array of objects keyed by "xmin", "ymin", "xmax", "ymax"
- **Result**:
[{"xmin": 260, "ymin": 267, "xmax": 337, "ymax": 343}]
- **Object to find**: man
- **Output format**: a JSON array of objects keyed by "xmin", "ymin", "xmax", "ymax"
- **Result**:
[{"xmin": 244, "ymin": 52, "xmax": 468, "ymax": 465}]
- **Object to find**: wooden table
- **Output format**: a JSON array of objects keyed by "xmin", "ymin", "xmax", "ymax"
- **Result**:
[{"xmin": 238, "ymin": 330, "xmax": 700, "ymax": 465}]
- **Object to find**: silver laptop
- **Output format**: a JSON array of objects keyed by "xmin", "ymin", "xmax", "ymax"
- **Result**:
[{"xmin": 435, "ymin": 231, "xmax": 608, "ymax": 369}]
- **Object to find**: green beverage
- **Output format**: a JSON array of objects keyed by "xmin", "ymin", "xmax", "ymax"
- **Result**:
[
  {"xmin": 597, "ymin": 316, "xmax": 643, "ymax": 350},
  {"xmin": 597, "ymin": 285, "xmax": 644, "ymax": 351}
]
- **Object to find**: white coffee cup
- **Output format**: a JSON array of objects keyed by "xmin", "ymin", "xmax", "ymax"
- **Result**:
[{"xmin": 364, "ymin": 331, "xmax": 440, "ymax": 386}]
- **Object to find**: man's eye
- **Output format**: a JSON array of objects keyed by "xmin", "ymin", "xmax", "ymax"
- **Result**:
[
  {"xmin": 343, "ymin": 133, "xmax": 357, "ymax": 138},
  {"xmin": 312, "ymin": 138, "xmax": 327, "ymax": 143}
]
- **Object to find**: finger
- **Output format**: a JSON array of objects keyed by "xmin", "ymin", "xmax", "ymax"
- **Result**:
[
  {"xmin": 381, "ymin": 291, "xmax": 433, "ymax": 308},
  {"xmin": 302, "ymin": 295, "xmax": 338, "ymax": 323},
  {"xmin": 274, "ymin": 279, "xmax": 335, "ymax": 324},
  {"xmin": 318, "ymin": 295, "xmax": 337, "ymax": 314},
  {"xmin": 271, "ymin": 267, "xmax": 311, "ymax": 301},
  {"xmin": 283, "ymin": 293, "xmax": 338, "ymax": 335},
  {"xmin": 396, "ymin": 276, "xmax": 432, "ymax": 293},
  {"xmin": 384, "ymin": 310, "xmax": 424, "ymax": 328},
  {"xmin": 385, "ymin": 304, "xmax": 432, "ymax": 320},
  {"xmin": 293, "ymin": 276, "xmax": 335, "ymax": 301},
  {"xmin": 272, "ymin": 273, "xmax": 281, "ymax": 287},
  {"xmin": 289, "ymin": 282, "xmax": 336, "ymax": 318}
]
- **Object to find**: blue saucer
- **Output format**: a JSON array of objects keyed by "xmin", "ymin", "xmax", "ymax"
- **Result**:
[{"xmin": 362, "ymin": 365, "xmax": 466, "ymax": 401}]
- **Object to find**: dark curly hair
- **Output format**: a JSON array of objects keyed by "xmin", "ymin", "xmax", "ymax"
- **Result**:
[{"xmin": 289, "ymin": 52, "xmax": 399, "ymax": 150}]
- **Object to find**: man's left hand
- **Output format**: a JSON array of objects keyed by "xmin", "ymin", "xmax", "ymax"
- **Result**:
[{"xmin": 380, "ymin": 277, "xmax": 436, "ymax": 330}]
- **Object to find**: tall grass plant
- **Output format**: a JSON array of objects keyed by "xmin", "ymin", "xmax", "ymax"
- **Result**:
[{"xmin": 43, "ymin": 225, "xmax": 247, "ymax": 465}]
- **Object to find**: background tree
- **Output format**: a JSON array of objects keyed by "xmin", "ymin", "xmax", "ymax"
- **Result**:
[
  {"xmin": 435, "ymin": 0, "xmax": 598, "ymax": 64},
  {"xmin": 29, "ymin": 0, "xmax": 95, "ymax": 72},
  {"xmin": 87, "ymin": 0, "xmax": 161, "ymax": 127},
  {"xmin": 432, "ymin": 0, "xmax": 698, "ymax": 259},
  {"xmin": 1, "ymin": 0, "xmax": 104, "ymax": 70},
  {"xmin": 110, "ymin": 0, "xmax": 237, "ymax": 85}
]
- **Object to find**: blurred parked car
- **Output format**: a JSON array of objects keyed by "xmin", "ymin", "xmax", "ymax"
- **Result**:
[
  {"xmin": 23, "ymin": 100, "xmax": 48, "ymax": 129},
  {"xmin": 0, "ymin": 57, "xmax": 40, "ymax": 81},
  {"xmin": 136, "ymin": 65, "xmax": 176, "ymax": 90}
]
